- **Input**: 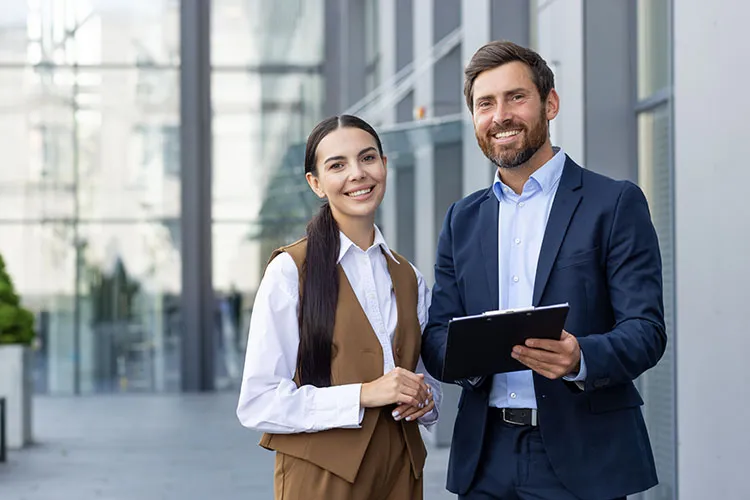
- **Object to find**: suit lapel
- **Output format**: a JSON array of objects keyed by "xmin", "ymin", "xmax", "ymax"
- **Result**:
[
  {"xmin": 478, "ymin": 190, "xmax": 500, "ymax": 311},
  {"xmin": 532, "ymin": 157, "xmax": 583, "ymax": 306}
]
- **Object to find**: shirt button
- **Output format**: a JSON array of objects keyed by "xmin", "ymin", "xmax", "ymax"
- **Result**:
[
  {"xmin": 510, "ymin": 392, "xmax": 517, "ymax": 399},
  {"xmin": 512, "ymin": 276, "xmax": 519, "ymax": 283},
  {"xmin": 518, "ymin": 202, "xmax": 525, "ymax": 207},
  {"xmin": 514, "ymin": 238, "xmax": 521, "ymax": 245}
]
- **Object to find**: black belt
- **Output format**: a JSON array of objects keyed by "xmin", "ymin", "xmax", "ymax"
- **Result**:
[{"xmin": 489, "ymin": 407, "xmax": 538, "ymax": 426}]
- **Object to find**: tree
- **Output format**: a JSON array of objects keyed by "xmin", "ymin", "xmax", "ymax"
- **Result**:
[{"xmin": 0, "ymin": 253, "xmax": 35, "ymax": 345}]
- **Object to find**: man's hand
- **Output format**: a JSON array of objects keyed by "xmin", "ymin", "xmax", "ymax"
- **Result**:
[{"xmin": 511, "ymin": 330, "xmax": 581, "ymax": 379}]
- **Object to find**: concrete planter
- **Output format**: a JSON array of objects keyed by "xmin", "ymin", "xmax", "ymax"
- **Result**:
[{"xmin": 0, "ymin": 345, "xmax": 33, "ymax": 449}]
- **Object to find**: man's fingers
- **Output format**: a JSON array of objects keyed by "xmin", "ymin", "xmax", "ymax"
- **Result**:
[
  {"xmin": 524, "ymin": 338, "xmax": 567, "ymax": 352},
  {"xmin": 513, "ymin": 346, "xmax": 564, "ymax": 365},
  {"xmin": 514, "ymin": 354, "xmax": 564, "ymax": 379}
]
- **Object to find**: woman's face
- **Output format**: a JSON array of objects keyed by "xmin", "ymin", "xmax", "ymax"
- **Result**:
[{"xmin": 306, "ymin": 127, "xmax": 387, "ymax": 224}]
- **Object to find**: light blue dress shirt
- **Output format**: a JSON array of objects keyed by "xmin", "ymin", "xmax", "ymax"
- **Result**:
[{"xmin": 488, "ymin": 147, "xmax": 587, "ymax": 409}]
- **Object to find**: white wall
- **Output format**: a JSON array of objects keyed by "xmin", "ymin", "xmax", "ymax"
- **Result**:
[
  {"xmin": 533, "ymin": 0, "xmax": 584, "ymax": 163},
  {"xmin": 673, "ymin": 1, "xmax": 750, "ymax": 498}
]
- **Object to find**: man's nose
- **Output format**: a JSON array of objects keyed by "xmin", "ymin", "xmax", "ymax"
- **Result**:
[{"xmin": 493, "ymin": 103, "xmax": 512, "ymax": 125}]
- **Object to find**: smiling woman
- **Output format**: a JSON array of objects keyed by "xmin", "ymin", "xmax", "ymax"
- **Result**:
[{"xmin": 237, "ymin": 115, "xmax": 443, "ymax": 500}]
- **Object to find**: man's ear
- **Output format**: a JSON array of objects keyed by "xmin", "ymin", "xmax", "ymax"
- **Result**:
[
  {"xmin": 305, "ymin": 172, "xmax": 326, "ymax": 199},
  {"xmin": 545, "ymin": 89, "xmax": 560, "ymax": 121}
]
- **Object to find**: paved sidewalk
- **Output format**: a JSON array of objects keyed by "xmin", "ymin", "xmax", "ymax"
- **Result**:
[{"xmin": 0, "ymin": 394, "xmax": 456, "ymax": 500}]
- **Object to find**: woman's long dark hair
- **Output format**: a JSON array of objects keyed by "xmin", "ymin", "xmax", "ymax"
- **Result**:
[{"xmin": 298, "ymin": 115, "xmax": 384, "ymax": 387}]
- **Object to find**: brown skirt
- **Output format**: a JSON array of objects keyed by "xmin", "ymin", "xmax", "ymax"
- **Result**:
[{"xmin": 273, "ymin": 408, "xmax": 423, "ymax": 500}]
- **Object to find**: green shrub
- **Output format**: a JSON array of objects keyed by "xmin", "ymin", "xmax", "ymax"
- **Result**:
[{"xmin": 0, "ymin": 253, "xmax": 35, "ymax": 345}]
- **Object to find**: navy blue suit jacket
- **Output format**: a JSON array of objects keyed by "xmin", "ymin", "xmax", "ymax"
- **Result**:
[{"xmin": 422, "ymin": 157, "xmax": 666, "ymax": 499}]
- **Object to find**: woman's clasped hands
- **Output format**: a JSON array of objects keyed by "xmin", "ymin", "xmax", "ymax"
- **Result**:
[{"xmin": 359, "ymin": 367, "xmax": 435, "ymax": 422}]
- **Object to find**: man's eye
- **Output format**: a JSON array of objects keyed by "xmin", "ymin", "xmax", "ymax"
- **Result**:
[
  {"xmin": 330, "ymin": 163, "xmax": 344, "ymax": 170},
  {"xmin": 363, "ymin": 155, "xmax": 376, "ymax": 162}
]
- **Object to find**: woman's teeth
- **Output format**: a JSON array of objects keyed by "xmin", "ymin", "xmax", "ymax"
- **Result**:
[{"xmin": 347, "ymin": 187, "xmax": 373, "ymax": 197}]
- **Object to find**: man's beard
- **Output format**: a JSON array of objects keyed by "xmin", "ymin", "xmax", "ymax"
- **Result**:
[{"xmin": 476, "ymin": 111, "xmax": 548, "ymax": 170}]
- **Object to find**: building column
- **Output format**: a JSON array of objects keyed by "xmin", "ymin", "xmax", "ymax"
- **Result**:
[
  {"xmin": 461, "ymin": 0, "xmax": 493, "ymax": 196},
  {"xmin": 412, "ymin": 0, "xmax": 436, "ymax": 287},
  {"xmin": 378, "ymin": 0, "xmax": 399, "ymax": 246},
  {"xmin": 180, "ymin": 0, "xmax": 214, "ymax": 391}
]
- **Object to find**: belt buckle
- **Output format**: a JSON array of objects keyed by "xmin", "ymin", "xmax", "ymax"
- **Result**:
[
  {"xmin": 501, "ymin": 408, "xmax": 525, "ymax": 426},
  {"xmin": 501, "ymin": 408, "xmax": 538, "ymax": 426}
]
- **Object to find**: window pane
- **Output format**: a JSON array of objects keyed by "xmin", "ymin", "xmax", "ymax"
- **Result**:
[
  {"xmin": 78, "ymin": 222, "xmax": 182, "ymax": 393},
  {"xmin": 0, "ymin": 67, "xmax": 76, "ymax": 220},
  {"xmin": 0, "ymin": 67, "xmax": 179, "ymax": 222},
  {"xmin": 637, "ymin": 0, "xmax": 670, "ymax": 99},
  {"xmin": 0, "ymin": 0, "xmax": 180, "ymax": 66},
  {"xmin": 638, "ymin": 105, "xmax": 676, "ymax": 500},
  {"xmin": 211, "ymin": 71, "xmax": 322, "ymax": 221},
  {"xmin": 211, "ymin": 0, "xmax": 323, "ymax": 66},
  {"xmin": 73, "ymin": 68, "xmax": 180, "ymax": 219},
  {"xmin": 1, "ymin": 223, "xmax": 77, "ymax": 394}
]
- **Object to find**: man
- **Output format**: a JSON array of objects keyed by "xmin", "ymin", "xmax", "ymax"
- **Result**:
[{"xmin": 421, "ymin": 40, "xmax": 666, "ymax": 500}]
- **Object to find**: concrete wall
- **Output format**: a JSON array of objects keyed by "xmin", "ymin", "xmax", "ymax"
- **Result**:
[{"xmin": 673, "ymin": 1, "xmax": 750, "ymax": 498}]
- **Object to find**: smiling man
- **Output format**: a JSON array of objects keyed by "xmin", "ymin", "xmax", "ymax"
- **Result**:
[{"xmin": 421, "ymin": 41, "xmax": 667, "ymax": 500}]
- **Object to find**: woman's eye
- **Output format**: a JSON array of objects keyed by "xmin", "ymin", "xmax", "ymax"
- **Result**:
[
  {"xmin": 362, "ymin": 155, "xmax": 376, "ymax": 162},
  {"xmin": 330, "ymin": 163, "xmax": 344, "ymax": 170}
]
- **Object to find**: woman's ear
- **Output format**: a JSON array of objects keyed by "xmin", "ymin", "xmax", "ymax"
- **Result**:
[{"xmin": 305, "ymin": 172, "xmax": 326, "ymax": 199}]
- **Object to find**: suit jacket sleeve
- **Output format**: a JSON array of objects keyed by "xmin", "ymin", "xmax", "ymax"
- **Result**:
[
  {"xmin": 577, "ymin": 181, "xmax": 667, "ymax": 391},
  {"xmin": 422, "ymin": 203, "xmax": 487, "ymax": 390},
  {"xmin": 421, "ymin": 202, "xmax": 460, "ymax": 383}
]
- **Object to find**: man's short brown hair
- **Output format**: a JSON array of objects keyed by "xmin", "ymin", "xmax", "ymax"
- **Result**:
[{"xmin": 463, "ymin": 40, "xmax": 555, "ymax": 112}]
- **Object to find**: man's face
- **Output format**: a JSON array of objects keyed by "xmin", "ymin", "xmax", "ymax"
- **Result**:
[{"xmin": 471, "ymin": 61, "xmax": 558, "ymax": 169}]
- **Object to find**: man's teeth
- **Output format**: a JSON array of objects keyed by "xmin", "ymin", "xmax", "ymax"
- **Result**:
[
  {"xmin": 347, "ymin": 187, "xmax": 373, "ymax": 197},
  {"xmin": 494, "ymin": 130, "xmax": 520, "ymax": 139}
]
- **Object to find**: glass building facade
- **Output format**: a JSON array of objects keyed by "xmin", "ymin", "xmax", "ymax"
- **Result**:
[{"xmin": 0, "ymin": 0, "xmax": 324, "ymax": 395}]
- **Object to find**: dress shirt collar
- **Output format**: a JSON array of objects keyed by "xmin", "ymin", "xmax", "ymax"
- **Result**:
[
  {"xmin": 337, "ymin": 224, "xmax": 399, "ymax": 265},
  {"xmin": 492, "ymin": 147, "xmax": 565, "ymax": 202}
]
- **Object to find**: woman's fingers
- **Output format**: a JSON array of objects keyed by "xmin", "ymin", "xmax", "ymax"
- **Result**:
[
  {"xmin": 392, "ymin": 399, "xmax": 435, "ymax": 422},
  {"xmin": 405, "ymin": 400, "xmax": 435, "ymax": 421},
  {"xmin": 392, "ymin": 404, "xmax": 420, "ymax": 421}
]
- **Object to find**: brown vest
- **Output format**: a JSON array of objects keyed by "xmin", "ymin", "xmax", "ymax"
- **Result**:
[{"xmin": 258, "ymin": 238, "xmax": 427, "ymax": 483}]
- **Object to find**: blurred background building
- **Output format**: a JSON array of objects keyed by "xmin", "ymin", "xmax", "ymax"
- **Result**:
[{"xmin": 0, "ymin": 1, "xmax": 747, "ymax": 499}]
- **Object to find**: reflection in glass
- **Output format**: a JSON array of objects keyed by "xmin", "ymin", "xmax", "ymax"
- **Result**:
[
  {"xmin": 72, "ymin": 68, "xmax": 180, "ymax": 220},
  {"xmin": 637, "ymin": 0, "xmax": 670, "ymax": 99},
  {"xmin": 0, "ymin": 2, "xmax": 182, "ymax": 395},
  {"xmin": 0, "ymin": 224, "xmax": 76, "ymax": 394},
  {"xmin": 210, "ymin": 0, "xmax": 325, "ymax": 388},
  {"xmin": 0, "ymin": 0, "xmax": 180, "ymax": 66},
  {"xmin": 77, "ymin": 223, "xmax": 182, "ymax": 394},
  {"xmin": 211, "ymin": 0, "xmax": 322, "ymax": 66}
]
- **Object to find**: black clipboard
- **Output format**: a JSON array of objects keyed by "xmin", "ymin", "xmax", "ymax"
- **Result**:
[{"xmin": 441, "ymin": 303, "xmax": 570, "ymax": 380}]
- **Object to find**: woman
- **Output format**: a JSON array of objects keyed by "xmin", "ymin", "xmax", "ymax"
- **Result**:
[{"xmin": 237, "ymin": 115, "xmax": 442, "ymax": 499}]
